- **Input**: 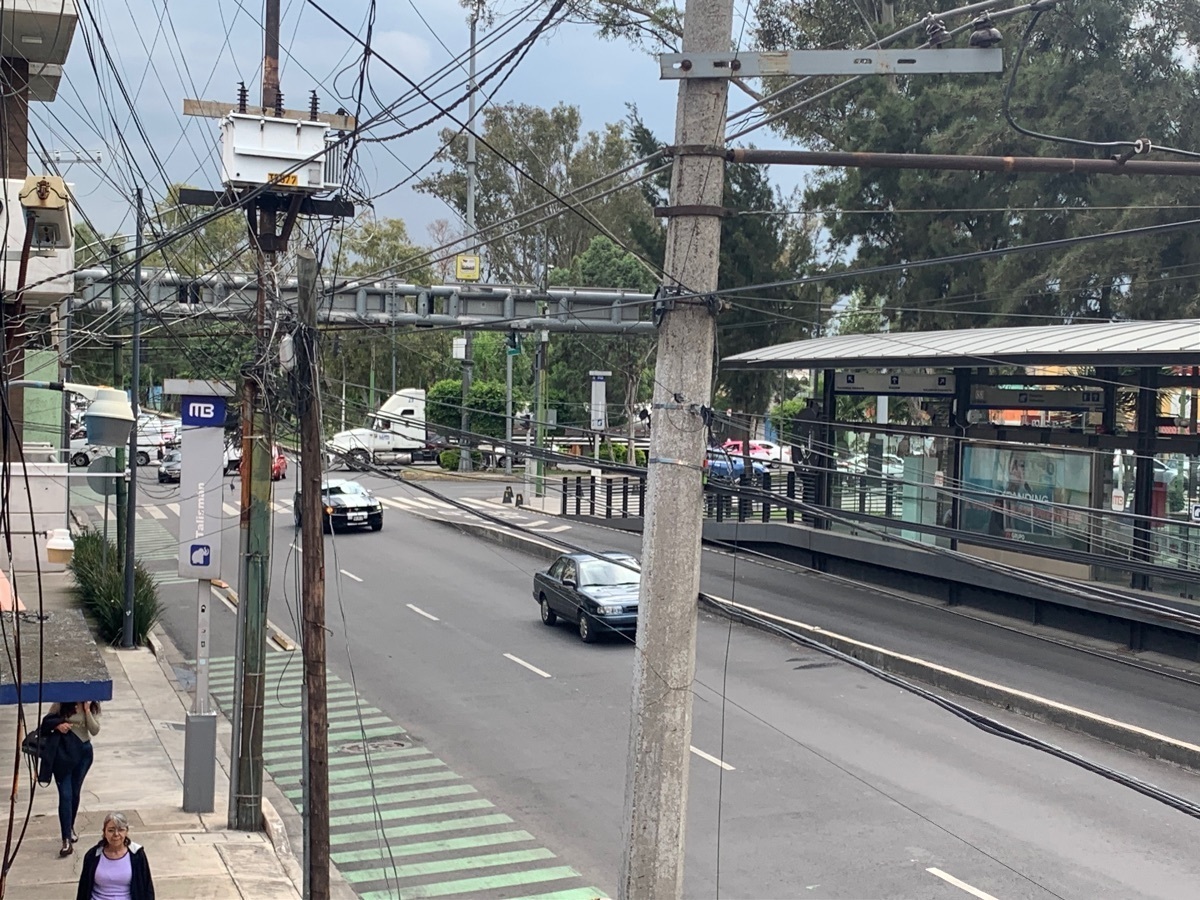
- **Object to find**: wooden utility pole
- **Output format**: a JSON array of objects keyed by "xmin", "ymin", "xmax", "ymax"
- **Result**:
[
  {"xmin": 296, "ymin": 248, "xmax": 329, "ymax": 899},
  {"xmin": 231, "ymin": 0, "xmax": 281, "ymax": 832},
  {"xmin": 618, "ymin": 0, "xmax": 734, "ymax": 893}
]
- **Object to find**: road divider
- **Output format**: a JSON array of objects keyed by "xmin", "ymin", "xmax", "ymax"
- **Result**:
[{"xmin": 436, "ymin": 513, "xmax": 1200, "ymax": 772}]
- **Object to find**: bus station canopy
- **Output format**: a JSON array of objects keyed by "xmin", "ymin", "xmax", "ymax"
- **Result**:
[{"xmin": 722, "ymin": 318, "xmax": 1200, "ymax": 371}]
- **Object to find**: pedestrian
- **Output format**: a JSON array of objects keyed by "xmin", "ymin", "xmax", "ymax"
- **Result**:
[
  {"xmin": 75, "ymin": 812, "xmax": 155, "ymax": 900},
  {"xmin": 39, "ymin": 700, "xmax": 101, "ymax": 856}
]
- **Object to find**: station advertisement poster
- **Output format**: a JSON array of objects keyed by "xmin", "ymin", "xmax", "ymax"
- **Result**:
[{"xmin": 960, "ymin": 442, "xmax": 1092, "ymax": 547}]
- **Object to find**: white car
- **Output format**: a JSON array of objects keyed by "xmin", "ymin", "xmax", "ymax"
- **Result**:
[
  {"xmin": 839, "ymin": 453, "xmax": 905, "ymax": 479},
  {"xmin": 69, "ymin": 438, "xmax": 116, "ymax": 468}
]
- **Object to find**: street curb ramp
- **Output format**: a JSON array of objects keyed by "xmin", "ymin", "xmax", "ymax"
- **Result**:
[{"xmin": 440, "ymin": 515, "xmax": 1200, "ymax": 773}]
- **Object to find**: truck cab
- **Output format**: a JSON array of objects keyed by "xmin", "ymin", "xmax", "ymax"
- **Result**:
[{"xmin": 326, "ymin": 388, "xmax": 435, "ymax": 469}]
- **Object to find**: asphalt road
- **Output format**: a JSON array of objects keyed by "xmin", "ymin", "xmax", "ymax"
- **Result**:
[{"xmin": 132, "ymin": 469, "xmax": 1200, "ymax": 898}]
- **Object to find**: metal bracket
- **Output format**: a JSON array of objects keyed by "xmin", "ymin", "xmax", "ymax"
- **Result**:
[
  {"xmin": 659, "ymin": 48, "xmax": 1003, "ymax": 79},
  {"xmin": 654, "ymin": 204, "xmax": 731, "ymax": 218},
  {"xmin": 664, "ymin": 144, "xmax": 729, "ymax": 159}
]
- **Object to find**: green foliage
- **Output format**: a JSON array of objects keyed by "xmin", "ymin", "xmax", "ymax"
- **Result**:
[
  {"xmin": 598, "ymin": 442, "xmax": 647, "ymax": 466},
  {"xmin": 768, "ymin": 397, "xmax": 807, "ymax": 438},
  {"xmin": 438, "ymin": 449, "xmax": 483, "ymax": 470},
  {"xmin": 67, "ymin": 530, "xmax": 162, "ymax": 645},
  {"xmin": 425, "ymin": 378, "xmax": 509, "ymax": 440},
  {"xmin": 754, "ymin": 0, "xmax": 1200, "ymax": 325},
  {"xmin": 416, "ymin": 103, "xmax": 656, "ymax": 283},
  {"xmin": 149, "ymin": 184, "xmax": 252, "ymax": 276},
  {"xmin": 1168, "ymin": 472, "xmax": 1187, "ymax": 514}
]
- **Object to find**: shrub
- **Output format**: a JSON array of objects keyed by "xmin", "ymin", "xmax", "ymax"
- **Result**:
[
  {"xmin": 67, "ymin": 529, "xmax": 163, "ymax": 645},
  {"xmin": 438, "ymin": 449, "xmax": 483, "ymax": 470},
  {"xmin": 598, "ymin": 443, "xmax": 647, "ymax": 467}
]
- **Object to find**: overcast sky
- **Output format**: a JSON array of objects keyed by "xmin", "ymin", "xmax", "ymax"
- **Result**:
[{"xmin": 36, "ymin": 0, "xmax": 698, "ymax": 248}]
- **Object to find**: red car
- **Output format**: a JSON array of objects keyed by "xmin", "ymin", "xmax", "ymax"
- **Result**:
[{"xmin": 271, "ymin": 447, "xmax": 288, "ymax": 481}]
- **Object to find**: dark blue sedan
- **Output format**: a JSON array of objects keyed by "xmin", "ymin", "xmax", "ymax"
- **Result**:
[{"xmin": 533, "ymin": 551, "xmax": 641, "ymax": 643}]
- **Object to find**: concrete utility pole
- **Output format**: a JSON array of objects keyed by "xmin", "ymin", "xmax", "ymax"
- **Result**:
[
  {"xmin": 296, "ymin": 248, "xmax": 329, "ymax": 899},
  {"xmin": 619, "ymin": 0, "xmax": 733, "ymax": 895},
  {"xmin": 121, "ymin": 188, "xmax": 144, "ymax": 649},
  {"xmin": 109, "ymin": 248, "xmax": 127, "ymax": 562},
  {"xmin": 459, "ymin": 0, "xmax": 480, "ymax": 473},
  {"xmin": 231, "ymin": 0, "xmax": 281, "ymax": 832}
]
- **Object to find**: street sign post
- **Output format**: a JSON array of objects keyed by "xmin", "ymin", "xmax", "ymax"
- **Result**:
[{"xmin": 169, "ymin": 384, "xmax": 233, "ymax": 814}]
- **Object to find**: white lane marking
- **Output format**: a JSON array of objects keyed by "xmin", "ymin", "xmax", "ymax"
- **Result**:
[
  {"xmin": 523, "ymin": 519, "xmax": 549, "ymax": 527},
  {"xmin": 705, "ymin": 593, "xmax": 1200, "ymax": 756},
  {"xmin": 503, "ymin": 653, "xmax": 551, "ymax": 679},
  {"xmin": 289, "ymin": 542, "xmax": 303, "ymax": 554},
  {"xmin": 210, "ymin": 585, "xmax": 238, "ymax": 615},
  {"xmin": 271, "ymin": 502, "xmax": 289, "ymax": 514},
  {"xmin": 145, "ymin": 505, "xmax": 167, "ymax": 520},
  {"xmin": 222, "ymin": 502, "xmax": 239, "ymax": 517},
  {"xmin": 536, "ymin": 524, "xmax": 572, "ymax": 534},
  {"xmin": 378, "ymin": 497, "xmax": 409, "ymax": 509},
  {"xmin": 690, "ymin": 746, "xmax": 735, "ymax": 771},
  {"xmin": 167, "ymin": 502, "xmax": 180, "ymax": 515},
  {"xmin": 407, "ymin": 604, "xmax": 439, "ymax": 622},
  {"xmin": 926, "ymin": 868, "xmax": 1001, "ymax": 900},
  {"xmin": 339, "ymin": 569, "xmax": 363, "ymax": 583}
]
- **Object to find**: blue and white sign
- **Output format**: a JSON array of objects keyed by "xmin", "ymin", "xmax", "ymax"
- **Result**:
[
  {"xmin": 589, "ymin": 370, "xmax": 611, "ymax": 432},
  {"xmin": 181, "ymin": 395, "xmax": 226, "ymax": 427},
  {"xmin": 178, "ymin": 425, "xmax": 226, "ymax": 579}
]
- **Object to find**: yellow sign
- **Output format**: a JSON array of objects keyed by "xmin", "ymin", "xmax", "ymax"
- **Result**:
[
  {"xmin": 455, "ymin": 254, "xmax": 481, "ymax": 282},
  {"xmin": 268, "ymin": 172, "xmax": 299, "ymax": 186}
]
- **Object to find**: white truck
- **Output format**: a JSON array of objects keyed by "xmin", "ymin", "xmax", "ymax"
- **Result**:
[{"xmin": 326, "ymin": 388, "xmax": 440, "ymax": 470}]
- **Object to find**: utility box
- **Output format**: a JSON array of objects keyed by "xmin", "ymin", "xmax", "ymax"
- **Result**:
[{"xmin": 220, "ymin": 113, "xmax": 332, "ymax": 193}]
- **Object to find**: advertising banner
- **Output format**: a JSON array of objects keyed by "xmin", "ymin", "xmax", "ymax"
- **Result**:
[{"xmin": 960, "ymin": 442, "xmax": 1092, "ymax": 549}]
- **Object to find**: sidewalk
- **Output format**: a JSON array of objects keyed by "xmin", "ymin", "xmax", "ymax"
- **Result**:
[{"xmin": 0, "ymin": 572, "xmax": 304, "ymax": 899}]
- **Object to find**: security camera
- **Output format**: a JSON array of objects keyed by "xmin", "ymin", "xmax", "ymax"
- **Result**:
[
  {"xmin": 18, "ymin": 175, "xmax": 73, "ymax": 250},
  {"xmin": 968, "ymin": 15, "xmax": 1003, "ymax": 48}
]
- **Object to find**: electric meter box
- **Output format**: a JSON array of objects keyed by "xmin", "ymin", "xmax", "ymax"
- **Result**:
[{"xmin": 220, "ymin": 113, "xmax": 330, "ymax": 193}]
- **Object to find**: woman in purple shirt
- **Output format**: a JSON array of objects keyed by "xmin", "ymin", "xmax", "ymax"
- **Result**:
[{"xmin": 75, "ymin": 813, "xmax": 155, "ymax": 900}]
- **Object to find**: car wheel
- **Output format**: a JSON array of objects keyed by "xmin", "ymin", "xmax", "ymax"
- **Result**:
[
  {"xmin": 322, "ymin": 516, "xmax": 332, "ymax": 535},
  {"xmin": 369, "ymin": 519, "xmax": 383, "ymax": 532},
  {"xmin": 136, "ymin": 451, "xmax": 150, "ymax": 467},
  {"xmin": 348, "ymin": 449, "xmax": 370, "ymax": 471},
  {"xmin": 539, "ymin": 595, "xmax": 557, "ymax": 626},
  {"xmin": 158, "ymin": 473, "xmax": 167, "ymax": 484},
  {"xmin": 70, "ymin": 452, "xmax": 89, "ymax": 468},
  {"xmin": 578, "ymin": 611, "xmax": 597, "ymax": 643}
]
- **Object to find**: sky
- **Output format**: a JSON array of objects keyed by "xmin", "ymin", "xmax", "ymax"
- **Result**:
[{"xmin": 35, "ymin": 0, "xmax": 738, "ymax": 251}]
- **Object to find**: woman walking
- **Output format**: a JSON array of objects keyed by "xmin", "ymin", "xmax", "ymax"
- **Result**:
[
  {"xmin": 76, "ymin": 812, "xmax": 155, "ymax": 900},
  {"xmin": 39, "ymin": 700, "xmax": 101, "ymax": 856}
]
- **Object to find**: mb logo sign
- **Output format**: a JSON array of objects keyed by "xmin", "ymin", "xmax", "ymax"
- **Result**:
[{"xmin": 182, "ymin": 396, "xmax": 226, "ymax": 427}]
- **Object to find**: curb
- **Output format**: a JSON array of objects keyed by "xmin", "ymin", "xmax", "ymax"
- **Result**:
[
  {"xmin": 211, "ymin": 583, "xmax": 297, "ymax": 651},
  {"xmin": 442, "ymin": 513, "xmax": 1200, "ymax": 772}
]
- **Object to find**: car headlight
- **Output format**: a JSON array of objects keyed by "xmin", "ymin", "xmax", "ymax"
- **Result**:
[
  {"xmin": 598, "ymin": 605, "xmax": 620, "ymax": 616},
  {"xmin": 325, "ymin": 506, "xmax": 334, "ymax": 515}
]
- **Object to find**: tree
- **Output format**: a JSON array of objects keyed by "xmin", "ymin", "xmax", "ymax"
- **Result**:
[
  {"xmin": 753, "ymin": 0, "xmax": 1200, "ymax": 326},
  {"xmin": 148, "ymin": 184, "xmax": 251, "ymax": 276},
  {"xmin": 415, "ymin": 103, "xmax": 656, "ymax": 283},
  {"xmin": 425, "ymin": 376, "xmax": 508, "ymax": 439}
]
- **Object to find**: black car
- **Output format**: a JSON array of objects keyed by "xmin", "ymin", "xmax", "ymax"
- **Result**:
[
  {"xmin": 295, "ymin": 479, "xmax": 384, "ymax": 533},
  {"xmin": 532, "ymin": 551, "xmax": 640, "ymax": 643},
  {"xmin": 157, "ymin": 449, "xmax": 182, "ymax": 484}
]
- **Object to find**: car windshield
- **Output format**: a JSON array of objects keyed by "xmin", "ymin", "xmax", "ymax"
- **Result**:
[
  {"xmin": 577, "ymin": 557, "xmax": 641, "ymax": 587},
  {"xmin": 324, "ymin": 482, "xmax": 367, "ymax": 497},
  {"xmin": 164, "ymin": 451, "xmax": 181, "ymax": 463}
]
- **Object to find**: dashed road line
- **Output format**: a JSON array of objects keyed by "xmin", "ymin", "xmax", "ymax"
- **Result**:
[
  {"xmin": 689, "ymin": 746, "xmax": 735, "ymax": 771},
  {"xmin": 926, "ymin": 868, "xmax": 1001, "ymax": 900},
  {"xmin": 339, "ymin": 569, "xmax": 363, "ymax": 583},
  {"xmin": 504, "ymin": 653, "xmax": 551, "ymax": 679},
  {"xmin": 407, "ymin": 604, "xmax": 439, "ymax": 622}
]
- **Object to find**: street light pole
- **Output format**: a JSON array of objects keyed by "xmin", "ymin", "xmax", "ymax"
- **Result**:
[{"xmin": 121, "ymin": 188, "xmax": 144, "ymax": 648}]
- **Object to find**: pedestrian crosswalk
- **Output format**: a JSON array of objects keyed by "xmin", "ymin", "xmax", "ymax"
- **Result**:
[
  {"xmin": 84, "ymin": 492, "xmax": 573, "ymax": 535},
  {"xmin": 206, "ymin": 654, "xmax": 606, "ymax": 900}
]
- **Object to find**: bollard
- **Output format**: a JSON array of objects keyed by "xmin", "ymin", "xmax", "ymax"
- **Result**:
[
  {"xmin": 515, "ymin": 493, "xmax": 524, "ymax": 507},
  {"xmin": 502, "ymin": 485, "xmax": 514, "ymax": 504}
]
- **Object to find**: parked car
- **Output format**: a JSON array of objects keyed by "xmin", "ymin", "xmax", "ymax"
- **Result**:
[
  {"xmin": 839, "ymin": 453, "xmax": 905, "ymax": 480},
  {"xmin": 533, "ymin": 551, "xmax": 641, "ymax": 643},
  {"xmin": 272, "ymin": 447, "xmax": 288, "ymax": 481},
  {"xmin": 69, "ymin": 438, "xmax": 115, "ymax": 468},
  {"xmin": 722, "ymin": 439, "xmax": 791, "ymax": 467},
  {"xmin": 704, "ymin": 448, "xmax": 767, "ymax": 483},
  {"xmin": 158, "ymin": 449, "xmax": 182, "ymax": 484},
  {"xmin": 294, "ymin": 479, "xmax": 383, "ymax": 533}
]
